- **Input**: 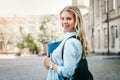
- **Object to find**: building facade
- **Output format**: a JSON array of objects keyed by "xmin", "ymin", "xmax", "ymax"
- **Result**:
[
  {"xmin": 72, "ymin": 0, "xmax": 120, "ymax": 55},
  {"xmin": 0, "ymin": 16, "xmax": 40, "ymax": 54},
  {"xmin": 89, "ymin": 0, "xmax": 120, "ymax": 55}
]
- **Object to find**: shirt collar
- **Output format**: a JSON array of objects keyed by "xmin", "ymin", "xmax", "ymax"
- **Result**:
[{"xmin": 64, "ymin": 32, "xmax": 77, "ymax": 40}]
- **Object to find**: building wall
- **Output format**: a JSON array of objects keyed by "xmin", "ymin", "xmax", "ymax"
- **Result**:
[
  {"xmin": 89, "ymin": 0, "xmax": 120, "ymax": 54},
  {"xmin": 72, "ymin": 0, "xmax": 120, "ymax": 55}
]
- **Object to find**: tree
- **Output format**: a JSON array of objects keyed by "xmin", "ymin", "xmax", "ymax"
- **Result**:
[
  {"xmin": 16, "ymin": 27, "xmax": 38, "ymax": 54},
  {"xmin": 38, "ymin": 15, "xmax": 58, "ymax": 44},
  {"xmin": 16, "ymin": 27, "xmax": 26, "ymax": 52},
  {"xmin": 38, "ymin": 15, "xmax": 62, "ymax": 55},
  {"xmin": 1, "ymin": 26, "xmax": 17, "ymax": 54},
  {"xmin": 25, "ymin": 34, "xmax": 38, "ymax": 54}
]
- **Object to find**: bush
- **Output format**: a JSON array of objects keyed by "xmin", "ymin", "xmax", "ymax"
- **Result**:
[{"xmin": 15, "ymin": 52, "xmax": 21, "ymax": 56}]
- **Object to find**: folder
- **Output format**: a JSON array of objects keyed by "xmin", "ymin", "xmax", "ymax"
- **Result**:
[{"xmin": 47, "ymin": 41, "xmax": 61, "ymax": 57}]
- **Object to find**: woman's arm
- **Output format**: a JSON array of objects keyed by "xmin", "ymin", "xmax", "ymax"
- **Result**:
[{"xmin": 57, "ymin": 39, "xmax": 82, "ymax": 77}]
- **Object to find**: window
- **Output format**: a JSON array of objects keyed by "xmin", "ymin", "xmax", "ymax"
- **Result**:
[
  {"xmin": 113, "ymin": 0, "xmax": 116, "ymax": 9},
  {"xmin": 0, "ymin": 42, "xmax": 2, "ymax": 50},
  {"xmin": 19, "ymin": 26, "xmax": 23, "ymax": 32},
  {"xmin": 117, "ymin": 0, "xmax": 120, "ymax": 8},
  {"xmin": 111, "ymin": 26, "xmax": 115, "ymax": 48},
  {"xmin": 109, "ymin": 0, "xmax": 113, "ymax": 11},
  {"xmin": 119, "ymin": 25, "xmax": 120, "ymax": 48},
  {"xmin": 115, "ymin": 26, "xmax": 118, "ymax": 38},
  {"xmin": 91, "ymin": 28, "xmax": 94, "ymax": 50},
  {"xmin": 104, "ymin": 28, "xmax": 107, "ymax": 48},
  {"xmin": 96, "ymin": 0, "xmax": 100, "ymax": 17},
  {"xmin": 102, "ymin": 0, "xmax": 106, "ymax": 14},
  {"xmin": 109, "ymin": 0, "xmax": 116, "ymax": 10},
  {"xmin": 98, "ymin": 30, "xmax": 100, "ymax": 48}
]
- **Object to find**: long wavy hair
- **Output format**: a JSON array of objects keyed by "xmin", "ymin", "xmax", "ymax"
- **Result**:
[{"xmin": 60, "ymin": 6, "xmax": 89, "ymax": 55}]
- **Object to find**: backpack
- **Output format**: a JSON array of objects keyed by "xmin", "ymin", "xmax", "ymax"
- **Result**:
[{"xmin": 62, "ymin": 36, "xmax": 94, "ymax": 80}]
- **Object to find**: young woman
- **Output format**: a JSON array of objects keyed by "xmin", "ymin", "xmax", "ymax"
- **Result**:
[{"xmin": 43, "ymin": 6, "xmax": 89, "ymax": 80}]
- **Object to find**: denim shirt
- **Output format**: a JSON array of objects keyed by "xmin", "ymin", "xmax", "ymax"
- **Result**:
[{"xmin": 47, "ymin": 32, "xmax": 82, "ymax": 80}]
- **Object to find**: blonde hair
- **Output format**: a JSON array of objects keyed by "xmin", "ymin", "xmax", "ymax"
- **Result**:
[{"xmin": 60, "ymin": 6, "xmax": 89, "ymax": 55}]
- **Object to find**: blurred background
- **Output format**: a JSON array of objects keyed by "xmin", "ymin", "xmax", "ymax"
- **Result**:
[
  {"xmin": 0, "ymin": 0, "xmax": 120, "ymax": 80},
  {"xmin": 0, "ymin": 0, "xmax": 120, "ymax": 56}
]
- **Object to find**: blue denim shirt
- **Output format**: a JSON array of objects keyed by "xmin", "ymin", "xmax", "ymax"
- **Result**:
[{"xmin": 47, "ymin": 32, "xmax": 82, "ymax": 80}]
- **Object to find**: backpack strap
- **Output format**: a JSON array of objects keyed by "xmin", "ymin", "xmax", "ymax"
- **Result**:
[
  {"xmin": 61, "ymin": 36, "xmax": 92, "ymax": 80},
  {"xmin": 62, "ymin": 36, "xmax": 76, "ymax": 80},
  {"xmin": 61, "ymin": 35, "xmax": 82, "ymax": 80},
  {"xmin": 62, "ymin": 35, "xmax": 82, "ymax": 60},
  {"xmin": 62, "ymin": 35, "xmax": 76, "ymax": 60}
]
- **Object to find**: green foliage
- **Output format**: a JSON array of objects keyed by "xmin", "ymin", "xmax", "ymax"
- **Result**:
[
  {"xmin": 25, "ymin": 34, "xmax": 34, "ymax": 43},
  {"xmin": 38, "ymin": 16, "xmax": 52, "ymax": 44},
  {"xmin": 25, "ymin": 34, "xmax": 38, "ymax": 53},
  {"xmin": 16, "ymin": 42, "xmax": 25, "ymax": 49},
  {"xmin": 16, "ymin": 33, "xmax": 38, "ymax": 54},
  {"xmin": 39, "ymin": 25, "xmax": 45, "ymax": 31},
  {"xmin": 15, "ymin": 52, "xmax": 21, "ymax": 56},
  {"xmin": 26, "ymin": 41, "xmax": 38, "ymax": 53}
]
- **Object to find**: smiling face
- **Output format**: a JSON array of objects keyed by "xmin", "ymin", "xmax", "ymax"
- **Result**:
[{"xmin": 60, "ymin": 11, "xmax": 76, "ymax": 33}]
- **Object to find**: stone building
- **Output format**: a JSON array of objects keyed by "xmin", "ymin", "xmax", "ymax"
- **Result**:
[
  {"xmin": 72, "ymin": 0, "xmax": 120, "ymax": 55},
  {"xmin": 0, "ymin": 16, "xmax": 40, "ymax": 54},
  {"xmin": 89, "ymin": 0, "xmax": 120, "ymax": 55}
]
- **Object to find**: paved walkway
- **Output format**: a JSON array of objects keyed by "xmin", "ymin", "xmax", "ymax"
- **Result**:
[
  {"xmin": 0, "ymin": 54, "xmax": 16, "ymax": 59},
  {"xmin": 87, "ymin": 55, "xmax": 120, "ymax": 80},
  {"xmin": 0, "ymin": 55, "xmax": 47, "ymax": 80},
  {"xmin": 0, "ymin": 54, "xmax": 120, "ymax": 80},
  {"xmin": 0, "ymin": 53, "xmax": 119, "ymax": 59},
  {"xmin": 0, "ymin": 54, "xmax": 36, "ymax": 59}
]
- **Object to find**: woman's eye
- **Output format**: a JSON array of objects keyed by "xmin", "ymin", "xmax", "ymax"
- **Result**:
[
  {"xmin": 60, "ymin": 17, "xmax": 72, "ymax": 21},
  {"xmin": 67, "ymin": 17, "xmax": 71, "ymax": 20},
  {"xmin": 60, "ymin": 18, "xmax": 64, "ymax": 20}
]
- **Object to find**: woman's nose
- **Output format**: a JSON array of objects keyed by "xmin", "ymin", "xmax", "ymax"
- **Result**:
[{"xmin": 62, "ymin": 19, "xmax": 67, "ymax": 23}]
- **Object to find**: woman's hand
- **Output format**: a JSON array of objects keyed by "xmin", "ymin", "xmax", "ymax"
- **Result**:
[{"xmin": 43, "ymin": 56, "xmax": 52, "ymax": 69}]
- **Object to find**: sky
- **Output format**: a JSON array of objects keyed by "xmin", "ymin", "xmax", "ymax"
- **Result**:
[
  {"xmin": 0, "ymin": 0, "xmax": 90, "ymax": 17},
  {"xmin": 0, "ymin": 0, "xmax": 72, "ymax": 16}
]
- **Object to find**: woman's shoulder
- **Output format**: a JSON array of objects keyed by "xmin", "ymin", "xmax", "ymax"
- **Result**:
[
  {"xmin": 65, "ymin": 37, "xmax": 82, "ymax": 47},
  {"xmin": 65, "ymin": 37, "xmax": 82, "ymax": 56}
]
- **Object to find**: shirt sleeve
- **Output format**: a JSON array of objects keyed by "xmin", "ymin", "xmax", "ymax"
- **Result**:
[{"xmin": 57, "ymin": 38, "xmax": 82, "ymax": 78}]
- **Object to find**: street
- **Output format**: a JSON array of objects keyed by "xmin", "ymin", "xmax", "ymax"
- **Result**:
[
  {"xmin": 88, "ymin": 56, "xmax": 120, "ymax": 80},
  {"xmin": 0, "ymin": 56, "xmax": 48, "ymax": 80},
  {"xmin": 0, "ymin": 55, "xmax": 120, "ymax": 80}
]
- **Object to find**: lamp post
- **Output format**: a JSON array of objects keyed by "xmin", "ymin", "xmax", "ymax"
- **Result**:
[
  {"xmin": 92, "ymin": 0, "xmax": 95, "ymax": 53},
  {"xmin": 106, "ymin": 0, "xmax": 110, "ymax": 55}
]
